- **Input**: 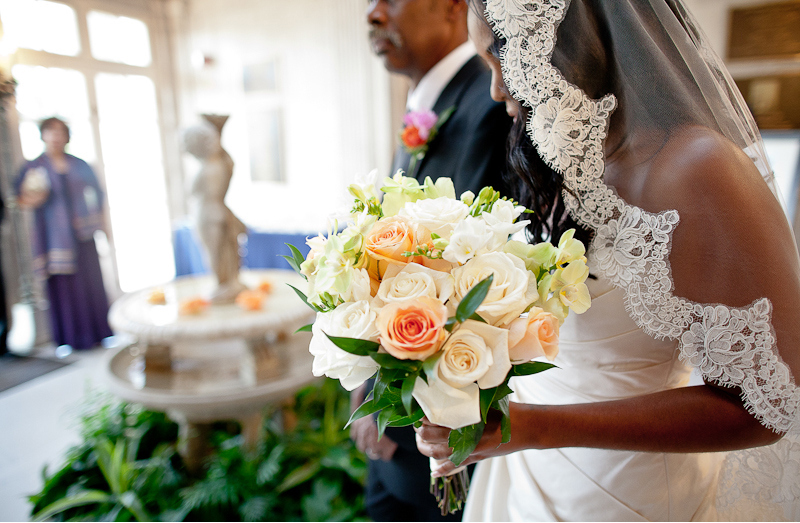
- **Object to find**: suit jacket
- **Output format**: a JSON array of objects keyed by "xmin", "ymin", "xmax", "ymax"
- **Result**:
[
  {"xmin": 391, "ymin": 55, "xmax": 513, "ymax": 197},
  {"xmin": 369, "ymin": 55, "xmax": 512, "ymax": 509}
]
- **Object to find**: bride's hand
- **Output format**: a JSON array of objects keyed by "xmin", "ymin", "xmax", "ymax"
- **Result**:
[{"xmin": 414, "ymin": 411, "xmax": 511, "ymax": 477}]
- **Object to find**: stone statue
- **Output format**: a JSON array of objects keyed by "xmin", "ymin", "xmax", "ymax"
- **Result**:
[{"xmin": 182, "ymin": 115, "xmax": 246, "ymax": 304}]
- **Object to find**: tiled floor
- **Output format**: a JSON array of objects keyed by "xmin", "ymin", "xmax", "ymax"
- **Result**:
[{"xmin": 0, "ymin": 346, "xmax": 111, "ymax": 522}]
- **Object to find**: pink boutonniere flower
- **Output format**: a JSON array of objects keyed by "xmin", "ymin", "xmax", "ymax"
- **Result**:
[{"xmin": 399, "ymin": 106, "xmax": 455, "ymax": 177}]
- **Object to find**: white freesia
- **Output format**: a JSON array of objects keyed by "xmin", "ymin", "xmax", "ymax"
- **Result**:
[
  {"xmin": 349, "ymin": 169, "xmax": 381, "ymax": 202},
  {"xmin": 300, "ymin": 233, "xmax": 327, "ymax": 279},
  {"xmin": 413, "ymin": 320, "xmax": 510, "ymax": 429},
  {"xmin": 443, "ymin": 216, "xmax": 494, "ymax": 265},
  {"xmin": 374, "ymin": 263, "xmax": 454, "ymax": 307},
  {"xmin": 308, "ymin": 236, "xmax": 353, "ymax": 305},
  {"xmin": 309, "ymin": 301, "xmax": 380, "ymax": 390},
  {"xmin": 481, "ymin": 199, "xmax": 530, "ymax": 250},
  {"xmin": 399, "ymin": 197, "xmax": 470, "ymax": 240},
  {"xmin": 452, "ymin": 252, "xmax": 538, "ymax": 326}
]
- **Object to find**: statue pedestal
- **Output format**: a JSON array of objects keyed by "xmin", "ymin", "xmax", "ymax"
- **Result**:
[{"xmin": 103, "ymin": 269, "xmax": 317, "ymax": 471}]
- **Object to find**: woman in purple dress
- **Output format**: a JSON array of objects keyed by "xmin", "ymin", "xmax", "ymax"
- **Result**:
[{"xmin": 16, "ymin": 117, "xmax": 112, "ymax": 350}]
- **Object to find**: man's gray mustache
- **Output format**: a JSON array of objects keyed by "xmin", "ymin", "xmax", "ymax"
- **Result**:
[{"xmin": 369, "ymin": 28, "xmax": 403, "ymax": 48}]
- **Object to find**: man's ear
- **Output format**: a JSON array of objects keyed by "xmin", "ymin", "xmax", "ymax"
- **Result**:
[{"xmin": 444, "ymin": 0, "xmax": 468, "ymax": 22}]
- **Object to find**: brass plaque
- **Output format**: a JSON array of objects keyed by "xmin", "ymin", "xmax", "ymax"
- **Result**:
[
  {"xmin": 735, "ymin": 73, "xmax": 800, "ymax": 129},
  {"xmin": 728, "ymin": 1, "xmax": 800, "ymax": 60}
]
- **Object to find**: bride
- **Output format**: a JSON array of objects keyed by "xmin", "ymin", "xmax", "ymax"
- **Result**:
[{"xmin": 414, "ymin": 0, "xmax": 800, "ymax": 520}]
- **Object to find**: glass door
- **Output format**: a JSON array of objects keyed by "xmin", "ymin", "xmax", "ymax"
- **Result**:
[{"xmin": 1, "ymin": 0, "xmax": 175, "ymax": 293}]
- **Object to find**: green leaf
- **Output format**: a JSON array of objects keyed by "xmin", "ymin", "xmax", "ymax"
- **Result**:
[
  {"xmin": 511, "ymin": 361, "xmax": 557, "ymax": 376},
  {"xmin": 276, "ymin": 459, "xmax": 322, "ymax": 493},
  {"xmin": 375, "ymin": 408, "xmax": 396, "ymax": 440},
  {"xmin": 436, "ymin": 105, "xmax": 456, "ymax": 128},
  {"xmin": 455, "ymin": 274, "xmax": 494, "ymax": 323},
  {"xmin": 118, "ymin": 491, "xmax": 151, "ymax": 522},
  {"xmin": 401, "ymin": 374, "xmax": 417, "ymax": 416},
  {"xmin": 323, "ymin": 333, "xmax": 380, "ymax": 356},
  {"xmin": 287, "ymin": 284, "xmax": 321, "ymax": 312},
  {"xmin": 295, "ymin": 323, "xmax": 313, "ymax": 333},
  {"xmin": 345, "ymin": 398, "xmax": 382, "ymax": 428},
  {"xmin": 373, "ymin": 368, "xmax": 402, "ymax": 403},
  {"xmin": 256, "ymin": 445, "xmax": 284, "ymax": 485},
  {"xmin": 32, "ymin": 490, "xmax": 113, "ymax": 522},
  {"xmin": 497, "ymin": 396, "xmax": 511, "ymax": 444},
  {"xmin": 479, "ymin": 382, "xmax": 514, "ymax": 423},
  {"xmin": 285, "ymin": 243, "xmax": 307, "ymax": 277},
  {"xmin": 280, "ymin": 254, "xmax": 302, "ymax": 275},
  {"xmin": 422, "ymin": 353, "xmax": 441, "ymax": 382},
  {"xmin": 385, "ymin": 408, "xmax": 425, "ymax": 427},
  {"xmin": 468, "ymin": 312, "xmax": 487, "ymax": 323},
  {"xmin": 444, "ymin": 317, "xmax": 457, "ymax": 332},
  {"xmin": 370, "ymin": 352, "xmax": 422, "ymax": 372},
  {"xmin": 448, "ymin": 423, "xmax": 485, "ymax": 466}
]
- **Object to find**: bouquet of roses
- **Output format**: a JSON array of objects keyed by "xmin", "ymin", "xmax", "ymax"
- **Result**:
[{"xmin": 285, "ymin": 171, "xmax": 591, "ymax": 514}]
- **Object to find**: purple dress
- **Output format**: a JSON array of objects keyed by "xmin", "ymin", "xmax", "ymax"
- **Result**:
[{"xmin": 17, "ymin": 154, "xmax": 112, "ymax": 349}]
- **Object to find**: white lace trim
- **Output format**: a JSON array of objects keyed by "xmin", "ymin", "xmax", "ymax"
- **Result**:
[{"xmin": 485, "ymin": 0, "xmax": 800, "ymax": 434}]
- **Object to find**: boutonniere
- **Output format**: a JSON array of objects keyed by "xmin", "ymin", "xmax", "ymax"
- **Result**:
[{"xmin": 400, "ymin": 106, "xmax": 455, "ymax": 178}]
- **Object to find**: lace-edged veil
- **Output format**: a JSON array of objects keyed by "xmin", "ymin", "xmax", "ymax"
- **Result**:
[{"xmin": 482, "ymin": 0, "xmax": 800, "ymax": 518}]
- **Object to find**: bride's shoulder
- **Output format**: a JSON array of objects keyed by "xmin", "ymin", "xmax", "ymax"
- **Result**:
[{"xmin": 640, "ymin": 125, "xmax": 769, "ymax": 215}]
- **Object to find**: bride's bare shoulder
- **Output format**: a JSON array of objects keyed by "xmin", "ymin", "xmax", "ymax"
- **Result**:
[{"xmin": 639, "ymin": 125, "xmax": 772, "ymax": 215}]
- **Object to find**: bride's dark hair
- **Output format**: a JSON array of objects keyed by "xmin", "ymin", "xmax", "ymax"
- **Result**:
[{"xmin": 468, "ymin": 0, "xmax": 612, "ymax": 247}]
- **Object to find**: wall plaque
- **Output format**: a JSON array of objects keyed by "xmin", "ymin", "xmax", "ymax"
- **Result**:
[{"xmin": 728, "ymin": 1, "xmax": 800, "ymax": 60}]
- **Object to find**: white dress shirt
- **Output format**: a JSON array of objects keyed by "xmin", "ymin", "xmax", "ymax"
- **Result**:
[{"xmin": 406, "ymin": 41, "xmax": 477, "ymax": 113}]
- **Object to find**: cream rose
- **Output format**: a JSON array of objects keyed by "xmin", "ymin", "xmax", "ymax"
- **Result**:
[
  {"xmin": 374, "ymin": 262, "xmax": 454, "ymax": 307},
  {"xmin": 365, "ymin": 216, "xmax": 419, "ymax": 279},
  {"xmin": 452, "ymin": 252, "xmax": 538, "ymax": 326},
  {"xmin": 412, "ymin": 320, "xmax": 511, "ymax": 429},
  {"xmin": 398, "ymin": 197, "xmax": 470, "ymax": 240},
  {"xmin": 376, "ymin": 296, "xmax": 448, "ymax": 360},
  {"xmin": 309, "ymin": 301, "xmax": 380, "ymax": 391},
  {"xmin": 507, "ymin": 307, "xmax": 560, "ymax": 362}
]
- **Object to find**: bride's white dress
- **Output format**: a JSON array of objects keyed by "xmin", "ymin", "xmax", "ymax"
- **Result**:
[{"xmin": 464, "ymin": 270, "xmax": 723, "ymax": 521}]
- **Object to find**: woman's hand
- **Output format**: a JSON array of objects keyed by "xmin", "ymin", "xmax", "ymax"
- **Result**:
[
  {"xmin": 414, "ymin": 410, "xmax": 519, "ymax": 477},
  {"xmin": 18, "ymin": 187, "xmax": 48, "ymax": 209}
]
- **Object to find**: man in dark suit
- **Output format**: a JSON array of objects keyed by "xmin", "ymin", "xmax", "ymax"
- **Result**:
[{"xmin": 351, "ymin": 1, "xmax": 513, "ymax": 521}]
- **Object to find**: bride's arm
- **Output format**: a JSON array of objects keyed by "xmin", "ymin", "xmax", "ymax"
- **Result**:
[
  {"xmin": 418, "ymin": 127, "xmax": 799, "ymax": 473},
  {"xmin": 416, "ymin": 383, "xmax": 779, "ymax": 476}
]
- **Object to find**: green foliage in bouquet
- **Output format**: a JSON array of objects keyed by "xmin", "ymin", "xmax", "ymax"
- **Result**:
[{"xmin": 29, "ymin": 381, "xmax": 367, "ymax": 522}]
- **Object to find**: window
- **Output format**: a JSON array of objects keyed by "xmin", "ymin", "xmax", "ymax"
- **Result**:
[
  {"xmin": 87, "ymin": 10, "xmax": 152, "ymax": 67},
  {"xmin": 0, "ymin": 0, "xmax": 80, "ymax": 56},
  {"xmin": 12, "ymin": 64, "xmax": 96, "ymax": 162}
]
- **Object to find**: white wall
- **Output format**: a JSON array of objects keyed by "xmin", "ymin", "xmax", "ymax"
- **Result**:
[{"xmin": 173, "ymin": 0, "xmax": 395, "ymax": 234}]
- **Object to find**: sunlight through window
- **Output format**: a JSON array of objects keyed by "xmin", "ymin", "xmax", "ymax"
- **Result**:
[
  {"xmin": 87, "ymin": 11, "xmax": 152, "ymax": 67},
  {"xmin": 12, "ymin": 64, "xmax": 96, "ymax": 163},
  {"xmin": 0, "ymin": 0, "xmax": 80, "ymax": 56},
  {"xmin": 95, "ymin": 73, "xmax": 174, "ymax": 291}
]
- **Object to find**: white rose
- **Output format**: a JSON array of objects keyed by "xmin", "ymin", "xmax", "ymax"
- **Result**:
[
  {"xmin": 342, "ymin": 268, "xmax": 373, "ymax": 303},
  {"xmin": 399, "ymin": 197, "xmax": 470, "ymax": 240},
  {"xmin": 413, "ymin": 320, "xmax": 511, "ymax": 429},
  {"xmin": 374, "ymin": 262, "xmax": 454, "ymax": 307},
  {"xmin": 452, "ymin": 252, "xmax": 538, "ymax": 326},
  {"xmin": 309, "ymin": 301, "xmax": 380, "ymax": 390},
  {"xmin": 442, "ymin": 216, "xmax": 494, "ymax": 265}
]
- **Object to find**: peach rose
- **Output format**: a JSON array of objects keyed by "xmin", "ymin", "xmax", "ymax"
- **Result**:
[
  {"xmin": 507, "ymin": 307, "xmax": 560, "ymax": 362},
  {"xmin": 365, "ymin": 216, "xmax": 418, "ymax": 279},
  {"xmin": 376, "ymin": 296, "xmax": 448, "ymax": 360},
  {"xmin": 235, "ymin": 289, "xmax": 265, "ymax": 311},
  {"xmin": 257, "ymin": 280, "xmax": 273, "ymax": 294},
  {"xmin": 179, "ymin": 297, "xmax": 210, "ymax": 316},
  {"xmin": 147, "ymin": 288, "xmax": 166, "ymax": 305}
]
